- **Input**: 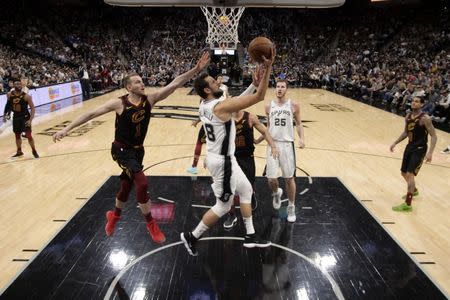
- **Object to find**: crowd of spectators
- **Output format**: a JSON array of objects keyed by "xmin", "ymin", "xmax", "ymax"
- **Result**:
[{"xmin": 0, "ymin": 2, "xmax": 448, "ymax": 125}]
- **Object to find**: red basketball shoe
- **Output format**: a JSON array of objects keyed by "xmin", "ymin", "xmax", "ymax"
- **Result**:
[
  {"xmin": 105, "ymin": 211, "xmax": 120, "ymax": 236},
  {"xmin": 146, "ymin": 220, "xmax": 166, "ymax": 243}
]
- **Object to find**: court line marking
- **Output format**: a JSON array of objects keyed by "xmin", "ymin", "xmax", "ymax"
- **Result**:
[
  {"xmin": 157, "ymin": 197, "xmax": 174, "ymax": 203},
  {"xmin": 103, "ymin": 236, "xmax": 345, "ymax": 300},
  {"xmin": 338, "ymin": 177, "xmax": 448, "ymax": 297},
  {"xmin": 191, "ymin": 204, "xmax": 212, "ymax": 209},
  {"xmin": 1, "ymin": 145, "xmax": 448, "ymax": 170},
  {"xmin": 0, "ymin": 176, "xmax": 111, "ymax": 296},
  {"xmin": 300, "ymin": 188, "xmax": 310, "ymax": 195}
]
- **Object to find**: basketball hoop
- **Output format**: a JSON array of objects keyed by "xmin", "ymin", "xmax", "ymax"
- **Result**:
[{"xmin": 200, "ymin": 6, "xmax": 245, "ymax": 50}]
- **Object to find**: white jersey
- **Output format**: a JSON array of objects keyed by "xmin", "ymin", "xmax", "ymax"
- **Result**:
[
  {"xmin": 199, "ymin": 98, "xmax": 236, "ymax": 156},
  {"xmin": 268, "ymin": 99, "xmax": 294, "ymax": 142}
]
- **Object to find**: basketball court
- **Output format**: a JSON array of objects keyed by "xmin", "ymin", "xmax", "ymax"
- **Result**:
[{"xmin": 0, "ymin": 0, "xmax": 449, "ymax": 299}]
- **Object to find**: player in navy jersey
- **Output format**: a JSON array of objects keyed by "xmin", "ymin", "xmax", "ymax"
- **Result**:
[
  {"xmin": 53, "ymin": 52, "xmax": 209, "ymax": 243},
  {"xmin": 223, "ymin": 109, "xmax": 279, "ymax": 229},
  {"xmin": 390, "ymin": 97, "xmax": 437, "ymax": 212},
  {"xmin": 3, "ymin": 80, "xmax": 39, "ymax": 158}
]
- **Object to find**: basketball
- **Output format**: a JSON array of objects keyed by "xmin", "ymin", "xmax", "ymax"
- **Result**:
[{"xmin": 248, "ymin": 36, "xmax": 273, "ymax": 63}]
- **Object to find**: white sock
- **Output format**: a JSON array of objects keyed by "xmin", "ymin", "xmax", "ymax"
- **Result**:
[
  {"xmin": 272, "ymin": 190, "xmax": 278, "ymax": 196},
  {"xmin": 192, "ymin": 221, "xmax": 209, "ymax": 239},
  {"xmin": 243, "ymin": 216, "xmax": 255, "ymax": 235},
  {"xmin": 288, "ymin": 201, "xmax": 295, "ymax": 207}
]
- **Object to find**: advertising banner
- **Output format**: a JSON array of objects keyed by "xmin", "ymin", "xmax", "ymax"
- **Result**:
[{"xmin": 0, "ymin": 81, "xmax": 82, "ymax": 116}]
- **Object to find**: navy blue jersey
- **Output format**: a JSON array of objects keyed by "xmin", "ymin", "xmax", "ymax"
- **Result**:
[{"xmin": 115, "ymin": 94, "xmax": 152, "ymax": 147}]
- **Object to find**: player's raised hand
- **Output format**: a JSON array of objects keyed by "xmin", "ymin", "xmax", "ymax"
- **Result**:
[
  {"xmin": 261, "ymin": 44, "xmax": 276, "ymax": 68},
  {"xmin": 251, "ymin": 65, "xmax": 264, "ymax": 87},
  {"xmin": 195, "ymin": 52, "xmax": 210, "ymax": 72}
]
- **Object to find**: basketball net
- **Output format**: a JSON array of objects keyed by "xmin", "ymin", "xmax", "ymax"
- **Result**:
[{"xmin": 200, "ymin": 6, "xmax": 245, "ymax": 50}]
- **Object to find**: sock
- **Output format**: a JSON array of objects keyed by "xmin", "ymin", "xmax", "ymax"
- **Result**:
[
  {"xmin": 288, "ymin": 201, "xmax": 295, "ymax": 207},
  {"xmin": 272, "ymin": 190, "xmax": 278, "ymax": 196},
  {"xmin": 144, "ymin": 212, "xmax": 153, "ymax": 222},
  {"xmin": 243, "ymin": 216, "xmax": 255, "ymax": 235},
  {"xmin": 114, "ymin": 207, "xmax": 122, "ymax": 217},
  {"xmin": 405, "ymin": 193, "xmax": 413, "ymax": 206},
  {"xmin": 229, "ymin": 209, "xmax": 235, "ymax": 216},
  {"xmin": 233, "ymin": 195, "xmax": 240, "ymax": 206},
  {"xmin": 192, "ymin": 141, "xmax": 202, "ymax": 167},
  {"xmin": 192, "ymin": 221, "xmax": 209, "ymax": 239},
  {"xmin": 192, "ymin": 157, "xmax": 199, "ymax": 168}
]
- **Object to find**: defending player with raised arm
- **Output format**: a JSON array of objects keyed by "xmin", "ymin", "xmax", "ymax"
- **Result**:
[{"xmin": 52, "ymin": 52, "xmax": 210, "ymax": 243}]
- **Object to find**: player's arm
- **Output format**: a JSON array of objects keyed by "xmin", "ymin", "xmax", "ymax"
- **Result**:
[
  {"xmin": 251, "ymin": 113, "xmax": 279, "ymax": 158},
  {"xmin": 292, "ymin": 101, "xmax": 305, "ymax": 148},
  {"xmin": 423, "ymin": 115, "xmax": 437, "ymax": 162},
  {"xmin": 390, "ymin": 119, "xmax": 408, "ymax": 152},
  {"xmin": 53, "ymin": 98, "xmax": 122, "ymax": 142},
  {"xmin": 191, "ymin": 118, "xmax": 201, "ymax": 127},
  {"xmin": 147, "ymin": 52, "xmax": 210, "ymax": 105},
  {"xmin": 214, "ymin": 47, "xmax": 275, "ymax": 120},
  {"xmin": 3, "ymin": 92, "xmax": 12, "ymax": 122},
  {"xmin": 25, "ymin": 94, "xmax": 35, "ymax": 126}
]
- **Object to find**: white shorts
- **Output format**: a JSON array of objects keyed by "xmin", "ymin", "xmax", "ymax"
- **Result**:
[
  {"xmin": 205, "ymin": 153, "xmax": 252, "ymax": 203},
  {"xmin": 266, "ymin": 141, "xmax": 296, "ymax": 178}
]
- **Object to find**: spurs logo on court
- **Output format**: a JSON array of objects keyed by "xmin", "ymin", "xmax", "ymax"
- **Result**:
[
  {"xmin": 132, "ymin": 110, "xmax": 146, "ymax": 123},
  {"xmin": 311, "ymin": 104, "xmax": 353, "ymax": 112},
  {"xmin": 38, "ymin": 120, "xmax": 106, "ymax": 136}
]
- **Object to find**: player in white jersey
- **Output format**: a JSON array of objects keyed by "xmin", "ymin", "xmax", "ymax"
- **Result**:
[
  {"xmin": 187, "ymin": 76, "xmax": 229, "ymax": 174},
  {"xmin": 264, "ymin": 79, "xmax": 305, "ymax": 222},
  {"xmin": 181, "ymin": 46, "xmax": 276, "ymax": 256}
]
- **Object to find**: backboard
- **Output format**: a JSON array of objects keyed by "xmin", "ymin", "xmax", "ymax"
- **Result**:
[
  {"xmin": 104, "ymin": 0, "xmax": 345, "ymax": 8},
  {"xmin": 103, "ymin": 0, "xmax": 346, "ymax": 49}
]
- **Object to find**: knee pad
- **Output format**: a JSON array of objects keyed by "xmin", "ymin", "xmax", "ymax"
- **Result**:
[
  {"xmin": 117, "ymin": 178, "xmax": 133, "ymax": 202},
  {"xmin": 133, "ymin": 171, "xmax": 149, "ymax": 203},
  {"xmin": 238, "ymin": 182, "xmax": 252, "ymax": 204},
  {"xmin": 211, "ymin": 199, "xmax": 233, "ymax": 218}
]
